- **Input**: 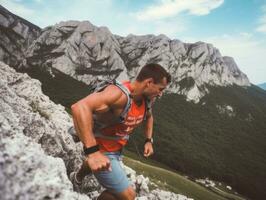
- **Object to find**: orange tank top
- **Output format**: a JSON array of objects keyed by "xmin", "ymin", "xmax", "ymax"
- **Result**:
[{"xmin": 96, "ymin": 81, "xmax": 146, "ymax": 152}]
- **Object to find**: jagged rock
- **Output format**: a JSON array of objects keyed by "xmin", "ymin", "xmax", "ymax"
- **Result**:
[
  {"xmin": 0, "ymin": 61, "xmax": 84, "ymax": 173},
  {"xmin": 0, "ymin": 5, "xmax": 40, "ymax": 68},
  {"xmin": 118, "ymin": 36, "xmax": 250, "ymax": 103},
  {"xmin": 223, "ymin": 56, "xmax": 249, "ymax": 86},
  {"xmin": 0, "ymin": 124, "xmax": 89, "ymax": 200},
  {"xmin": 25, "ymin": 20, "xmax": 128, "ymax": 86},
  {"xmin": 141, "ymin": 189, "xmax": 194, "ymax": 200},
  {"xmin": 0, "ymin": 61, "xmax": 89, "ymax": 200}
]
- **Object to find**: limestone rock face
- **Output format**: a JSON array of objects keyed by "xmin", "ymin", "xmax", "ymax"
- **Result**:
[
  {"xmin": 22, "ymin": 20, "xmax": 250, "ymax": 103},
  {"xmin": 117, "ymin": 37, "xmax": 250, "ymax": 103},
  {"xmin": 25, "ymin": 21, "xmax": 128, "ymax": 86},
  {"xmin": 0, "ymin": 5, "xmax": 41, "ymax": 68},
  {"xmin": 0, "ymin": 61, "xmax": 89, "ymax": 200},
  {"xmin": 223, "ymin": 56, "xmax": 249, "ymax": 86},
  {"xmin": 0, "ymin": 61, "xmax": 83, "ymax": 172}
]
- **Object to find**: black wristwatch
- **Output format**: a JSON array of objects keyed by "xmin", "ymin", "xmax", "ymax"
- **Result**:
[
  {"xmin": 83, "ymin": 144, "xmax": 100, "ymax": 155},
  {"xmin": 144, "ymin": 138, "xmax": 153, "ymax": 144}
]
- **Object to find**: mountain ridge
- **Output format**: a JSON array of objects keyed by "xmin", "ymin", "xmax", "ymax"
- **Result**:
[
  {"xmin": 0, "ymin": 4, "xmax": 250, "ymax": 103},
  {"xmin": 257, "ymin": 82, "xmax": 266, "ymax": 90},
  {"xmin": 0, "ymin": 5, "xmax": 41, "ymax": 68}
]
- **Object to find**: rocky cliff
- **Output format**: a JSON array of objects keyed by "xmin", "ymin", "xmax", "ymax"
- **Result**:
[
  {"xmin": 23, "ymin": 21, "xmax": 250, "ymax": 103},
  {"xmin": 0, "ymin": 61, "xmax": 193, "ymax": 200},
  {"xmin": 0, "ymin": 5, "xmax": 41, "ymax": 68}
]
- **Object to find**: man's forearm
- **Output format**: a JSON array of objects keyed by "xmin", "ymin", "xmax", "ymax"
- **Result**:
[
  {"xmin": 145, "ymin": 114, "xmax": 153, "ymax": 138},
  {"xmin": 71, "ymin": 103, "xmax": 97, "ymax": 148}
]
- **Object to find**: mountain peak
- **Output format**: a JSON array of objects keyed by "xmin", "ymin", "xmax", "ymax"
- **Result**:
[{"xmin": 0, "ymin": 5, "xmax": 250, "ymax": 103}]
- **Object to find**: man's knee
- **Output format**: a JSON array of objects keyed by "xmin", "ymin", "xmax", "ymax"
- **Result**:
[{"xmin": 117, "ymin": 186, "xmax": 136, "ymax": 200}]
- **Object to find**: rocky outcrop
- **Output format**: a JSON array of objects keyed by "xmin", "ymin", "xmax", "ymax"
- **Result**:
[
  {"xmin": 0, "ymin": 61, "xmax": 89, "ymax": 199},
  {"xmin": 25, "ymin": 21, "xmax": 128, "ymax": 86},
  {"xmin": 0, "ymin": 61, "xmax": 194, "ymax": 200},
  {"xmin": 23, "ymin": 21, "xmax": 250, "ymax": 103},
  {"xmin": 118, "ymin": 36, "xmax": 250, "ymax": 102},
  {"xmin": 0, "ymin": 5, "xmax": 41, "ymax": 68}
]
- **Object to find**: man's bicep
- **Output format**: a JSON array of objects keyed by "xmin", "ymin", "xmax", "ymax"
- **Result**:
[
  {"xmin": 81, "ymin": 93, "xmax": 109, "ymax": 113},
  {"xmin": 81, "ymin": 86, "xmax": 123, "ymax": 113}
]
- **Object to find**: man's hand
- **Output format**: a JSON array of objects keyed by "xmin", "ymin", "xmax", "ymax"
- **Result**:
[
  {"xmin": 143, "ymin": 142, "xmax": 154, "ymax": 157},
  {"xmin": 86, "ymin": 151, "xmax": 112, "ymax": 172}
]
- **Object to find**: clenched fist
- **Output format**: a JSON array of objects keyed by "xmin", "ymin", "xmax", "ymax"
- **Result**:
[
  {"xmin": 143, "ymin": 142, "xmax": 154, "ymax": 157},
  {"xmin": 86, "ymin": 151, "xmax": 112, "ymax": 172}
]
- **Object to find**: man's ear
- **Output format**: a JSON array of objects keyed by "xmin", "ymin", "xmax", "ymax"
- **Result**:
[{"xmin": 145, "ymin": 78, "xmax": 154, "ymax": 86}]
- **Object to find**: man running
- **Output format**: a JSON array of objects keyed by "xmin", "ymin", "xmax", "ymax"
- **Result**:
[{"xmin": 70, "ymin": 63, "xmax": 171, "ymax": 200}]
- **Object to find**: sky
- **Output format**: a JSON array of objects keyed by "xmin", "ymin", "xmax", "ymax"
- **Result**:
[{"xmin": 1, "ymin": 0, "xmax": 266, "ymax": 84}]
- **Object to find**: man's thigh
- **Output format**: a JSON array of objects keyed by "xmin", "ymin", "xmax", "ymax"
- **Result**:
[{"xmin": 93, "ymin": 153, "xmax": 131, "ymax": 194}]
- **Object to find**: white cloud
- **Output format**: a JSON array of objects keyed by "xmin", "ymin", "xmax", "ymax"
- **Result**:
[
  {"xmin": 182, "ymin": 33, "xmax": 266, "ymax": 84},
  {"xmin": 0, "ymin": 0, "xmax": 188, "ymax": 37},
  {"xmin": 0, "ymin": 0, "xmax": 35, "ymax": 16},
  {"xmin": 152, "ymin": 19, "xmax": 187, "ymax": 38},
  {"xmin": 0, "ymin": 0, "xmax": 117, "ymax": 28},
  {"xmin": 256, "ymin": 24, "xmax": 266, "ymax": 33},
  {"xmin": 116, "ymin": 15, "xmax": 187, "ymax": 38},
  {"xmin": 256, "ymin": 4, "xmax": 266, "ymax": 33},
  {"xmin": 135, "ymin": 0, "xmax": 224, "ymax": 21}
]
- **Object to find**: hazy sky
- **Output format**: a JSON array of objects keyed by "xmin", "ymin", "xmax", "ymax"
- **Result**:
[{"xmin": 1, "ymin": 0, "xmax": 266, "ymax": 84}]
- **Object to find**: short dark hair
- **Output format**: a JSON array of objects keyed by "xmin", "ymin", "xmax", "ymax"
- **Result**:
[{"xmin": 136, "ymin": 63, "xmax": 171, "ymax": 84}]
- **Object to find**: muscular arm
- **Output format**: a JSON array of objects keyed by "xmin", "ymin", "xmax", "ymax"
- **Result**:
[
  {"xmin": 71, "ymin": 85, "xmax": 125, "ymax": 148},
  {"xmin": 143, "ymin": 111, "xmax": 154, "ymax": 157},
  {"xmin": 144, "ymin": 111, "xmax": 153, "ymax": 139}
]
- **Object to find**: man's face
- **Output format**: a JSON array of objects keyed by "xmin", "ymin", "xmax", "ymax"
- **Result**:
[{"xmin": 144, "ymin": 77, "xmax": 168, "ymax": 99}]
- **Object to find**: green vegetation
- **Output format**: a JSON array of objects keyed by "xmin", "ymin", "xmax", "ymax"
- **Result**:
[
  {"xmin": 123, "ymin": 153, "xmax": 246, "ymax": 200},
  {"xmin": 20, "ymin": 67, "xmax": 93, "ymax": 109},
  {"xmin": 127, "ymin": 85, "xmax": 266, "ymax": 200}
]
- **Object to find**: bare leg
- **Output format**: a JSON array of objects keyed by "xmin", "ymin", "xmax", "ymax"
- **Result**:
[
  {"xmin": 115, "ymin": 186, "xmax": 136, "ymax": 200},
  {"xmin": 97, "ymin": 190, "xmax": 117, "ymax": 200},
  {"xmin": 97, "ymin": 186, "xmax": 136, "ymax": 200}
]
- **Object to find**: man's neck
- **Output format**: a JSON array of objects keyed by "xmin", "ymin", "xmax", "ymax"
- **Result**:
[{"xmin": 129, "ymin": 81, "xmax": 144, "ymax": 104}]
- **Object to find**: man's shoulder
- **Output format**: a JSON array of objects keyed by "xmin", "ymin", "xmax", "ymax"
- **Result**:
[{"xmin": 102, "ymin": 85, "xmax": 128, "ymax": 106}]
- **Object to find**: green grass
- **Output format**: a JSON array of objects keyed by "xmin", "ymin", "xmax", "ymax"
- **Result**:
[{"xmin": 123, "ymin": 155, "xmax": 246, "ymax": 200}]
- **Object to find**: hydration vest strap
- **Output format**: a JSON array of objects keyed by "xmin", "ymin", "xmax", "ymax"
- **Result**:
[
  {"xmin": 94, "ymin": 79, "xmax": 132, "ymax": 123},
  {"xmin": 112, "ymin": 80, "xmax": 132, "ymax": 122}
]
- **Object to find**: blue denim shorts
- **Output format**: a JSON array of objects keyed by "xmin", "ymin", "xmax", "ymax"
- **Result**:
[{"xmin": 93, "ymin": 152, "xmax": 130, "ymax": 193}]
